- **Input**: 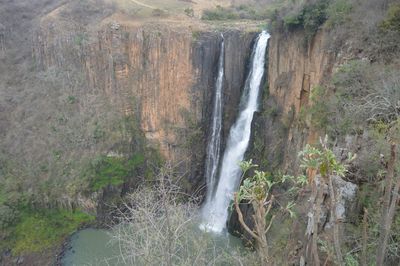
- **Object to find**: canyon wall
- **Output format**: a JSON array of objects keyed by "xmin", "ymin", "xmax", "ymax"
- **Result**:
[
  {"xmin": 251, "ymin": 29, "xmax": 336, "ymax": 175},
  {"xmin": 29, "ymin": 20, "xmax": 336, "ymax": 204},
  {"xmin": 33, "ymin": 22, "xmax": 256, "ymax": 191},
  {"xmin": 231, "ymin": 29, "xmax": 337, "ymax": 245}
]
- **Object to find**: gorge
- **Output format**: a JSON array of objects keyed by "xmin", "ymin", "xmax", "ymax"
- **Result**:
[
  {"xmin": 1, "ymin": 0, "xmax": 400, "ymax": 265},
  {"xmin": 202, "ymin": 31, "xmax": 270, "ymax": 233}
]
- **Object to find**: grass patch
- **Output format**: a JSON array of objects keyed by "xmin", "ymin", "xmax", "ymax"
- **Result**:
[
  {"xmin": 5, "ymin": 208, "xmax": 94, "ymax": 256},
  {"xmin": 202, "ymin": 4, "xmax": 278, "ymax": 21}
]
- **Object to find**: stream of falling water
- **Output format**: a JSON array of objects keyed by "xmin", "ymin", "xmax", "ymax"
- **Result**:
[
  {"xmin": 203, "ymin": 34, "xmax": 224, "ymax": 206},
  {"xmin": 201, "ymin": 31, "xmax": 270, "ymax": 233}
]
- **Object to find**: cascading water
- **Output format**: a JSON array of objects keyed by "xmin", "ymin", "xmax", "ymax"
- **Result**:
[
  {"xmin": 201, "ymin": 31, "xmax": 270, "ymax": 233},
  {"xmin": 203, "ymin": 35, "xmax": 224, "ymax": 206}
]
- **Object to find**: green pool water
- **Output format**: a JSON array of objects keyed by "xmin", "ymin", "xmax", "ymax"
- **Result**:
[
  {"xmin": 62, "ymin": 226, "xmax": 246, "ymax": 265},
  {"xmin": 61, "ymin": 228, "xmax": 126, "ymax": 266}
]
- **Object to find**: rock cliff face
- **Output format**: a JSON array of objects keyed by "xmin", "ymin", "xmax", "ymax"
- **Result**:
[
  {"xmin": 33, "ymin": 22, "xmax": 256, "ymax": 189},
  {"xmin": 231, "ymin": 29, "xmax": 337, "ymax": 244},
  {"xmin": 30, "ymin": 19, "xmax": 337, "ymax": 203},
  {"xmin": 253, "ymin": 29, "xmax": 335, "ymax": 175},
  {"xmin": 31, "ymin": 21, "xmax": 335, "ymax": 201},
  {"xmin": 268, "ymin": 31, "xmax": 334, "ymax": 116}
]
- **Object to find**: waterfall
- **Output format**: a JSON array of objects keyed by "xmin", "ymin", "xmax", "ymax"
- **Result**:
[
  {"xmin": 204, "ymin": 35, "xmax": 224, "ymax": 205},
  {"xmin": 201, "ymin": 31, "xmax": 270, "ymax": 233}
]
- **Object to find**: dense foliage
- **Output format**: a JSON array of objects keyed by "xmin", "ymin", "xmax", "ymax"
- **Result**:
[{"xmin": 86, "ymin": 154, "xmax": 145, "ymax": 191}]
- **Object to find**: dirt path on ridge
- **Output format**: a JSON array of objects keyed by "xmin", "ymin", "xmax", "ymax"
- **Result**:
[{"xmin": 129, "ymin": 0, "xmax": 156, "ymax": 9}]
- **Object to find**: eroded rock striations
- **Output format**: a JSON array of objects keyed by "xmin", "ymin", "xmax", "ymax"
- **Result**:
[
  {"xmin": 254, "ymin": 30, "xmax": 336, "ymax": 175},
  {"xmin": 33, "ymin": 22, "xmax": 256, "ymax": 192}
]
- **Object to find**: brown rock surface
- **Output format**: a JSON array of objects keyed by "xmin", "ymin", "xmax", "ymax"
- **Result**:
[
  {"xmin": 250, "ymin": 29, "xmax": 336, "ymax": 176},
  {"xmin": 33, "ymin": 22, "xmax": 257, "ymax": 187}
]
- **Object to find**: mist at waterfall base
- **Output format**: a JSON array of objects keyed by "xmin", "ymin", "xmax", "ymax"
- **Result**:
[{"xmin": 201, "ymin": 31, "xmax": 270, "ymax": 233}]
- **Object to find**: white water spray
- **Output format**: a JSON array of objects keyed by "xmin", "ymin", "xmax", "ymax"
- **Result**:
[{"xmin": 201, "ymin": 31, "xmax": 270, "ymax": 233}]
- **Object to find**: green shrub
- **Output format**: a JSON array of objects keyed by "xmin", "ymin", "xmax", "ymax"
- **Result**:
[
  {"xmin": 297, "ymin": 86, "xmax": 331, "ymax": 131},
  {"xmin": 90, "ymin": 157, "xmax": 127, "ymax": 190},
  {"xmin": 191, "ymin": 31, "xmax": 200, "ymax": 41},
  {"xmin": 93, "ymin": 124, "xmax": 105, "ymax": 142},
  {"xmin": 380, "ymin": 4, "xmax": 400, "ymax": 31},
  {"xmin": 298, "ymin": 60, "xmax": 399, "ymax": 183},
  {"xmin": 89, "ymin": 154, "xmax": 145, "ymax": 191},
  {"xmin": 67, "ymin": 95, "xmax": 77, "ymax": 104},
  {"xmin": 332, "ymin": 60, "xmax": 369, "ymax": 91},
  {"xmin": 283, "ymin": 14, "xmax": 303, "ymax": 29},
  {"xmin": 326, "ymin": 0, "xmax": 352, "ymax": 28},
  {"xmin": 74, "ymin": 33, "xmax": 88, "ymax": 46},
  {"xmin": 282, "ymin": 1, "xmax": 328, "ymax": 40},
  {"xmin": 308, "ymin": 86, "xmax": 331, "ymax": 130},
  {"xmin": 0, "ymin": 204, "xmax": 19, "ymax": 229},
  {"xmin": 184, "ymin": 7, "xmax": 194, "ymax": 17},
  {"xmin": 302, "ymin": 1, "xmax": 329, "ymax": 38},
  {"xmin": 344, "ymin": 254, "xmax": 359, "ymax": 266},
  {"xmin": 296, "ymin": 60, "xmax": 398, "ymax": 137}
]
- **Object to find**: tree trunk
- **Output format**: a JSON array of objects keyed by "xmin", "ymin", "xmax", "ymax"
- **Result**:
[
  {"xmin": 361, "ymin": 208, "xmax": 368, "ymax": 266},
  {"xmin": 313, "ymin": 178, "xmax": 322, "ymax": 266},
  {"xmin": 234, "ymin": 194, "xmax": 270, "ymax": 265},
  {"xmin": 328, "ymin": 175, "xmax": 344, "ymax": 266},
  {"xmin": 376, "ymin": 144, "xmax": 397, "ymax": 266},
  {"xmin": 254, "ymin": 200, "xmax": 269, "ymax": 265}
]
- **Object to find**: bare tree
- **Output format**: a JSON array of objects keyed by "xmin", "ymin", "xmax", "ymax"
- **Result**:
[{"xmin": 111, "ymin": 163, "xmax": 258, "ymax": 266}]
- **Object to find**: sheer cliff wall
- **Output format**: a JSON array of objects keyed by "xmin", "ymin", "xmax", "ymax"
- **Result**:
[
  {"xmin": 250, "ymin": 30, "xmax": 336, "ymax": 175},
  {"xmin": 33, "ymin": 23, "xmax": 256, "ymax": 190}
]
